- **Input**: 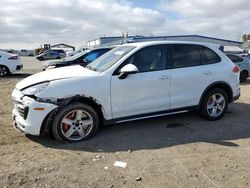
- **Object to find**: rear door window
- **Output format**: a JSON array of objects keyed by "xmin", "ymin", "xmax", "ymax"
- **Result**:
[{"xmin": 172, "ymin": 44, "xmax": 202, "ymax": 68}]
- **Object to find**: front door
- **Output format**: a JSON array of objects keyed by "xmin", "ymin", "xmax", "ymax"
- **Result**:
[{"xmin": 111, "ymin": 45, "xmax": 171, "ymax": 119}]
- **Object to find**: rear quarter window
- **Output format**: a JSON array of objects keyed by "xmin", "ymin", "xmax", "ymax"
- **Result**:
[{"xmin": 199, "ymin": 46, "xmax": 221, "ymax": 64}]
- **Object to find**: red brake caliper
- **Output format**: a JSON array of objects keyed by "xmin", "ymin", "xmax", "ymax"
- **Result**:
[
  {"xmin": 208, "ymin": 97, "xmax": 214, "ymax": 105},
  {"xmin": 63, "ymin": 112, "xmax": 75, "ymax": 131},
  {"xmin": 63, "ymin": 124, "xmax": 70, "ymax": 131}
]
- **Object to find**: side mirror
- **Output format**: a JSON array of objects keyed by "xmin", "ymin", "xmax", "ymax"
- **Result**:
[{"xmin": 118, "ymin": 64, "xmax": 138, "ymax": 79}]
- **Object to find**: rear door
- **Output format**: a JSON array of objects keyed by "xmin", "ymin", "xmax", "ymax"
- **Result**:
[{"xmin": 170, "ymin": 44, "xmax": 220, "ymax": 109}]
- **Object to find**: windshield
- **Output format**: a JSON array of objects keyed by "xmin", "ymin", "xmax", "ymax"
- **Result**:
[{"xmin": 87, "ymin": 46, "xmax": 135, "ymax": 72}]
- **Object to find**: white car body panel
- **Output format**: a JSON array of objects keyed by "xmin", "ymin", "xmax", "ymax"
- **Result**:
[
  {"xmin": 111, "ymin": 70, "xmax": 170, "ymax": 118},
  {"xmin": 36, "ymin": 74, "xmax": 111, "ymax": 119},
  {"xmin": 170, "ymin": 64, "xmax": 215, "ymax": 109},
  {"xmin": 16, "ymin": 66, "xmax": 112, "ymax": 119},
  {"xmin": 16, "ymin": 65, "xmax": 97, "ymax": 90}
]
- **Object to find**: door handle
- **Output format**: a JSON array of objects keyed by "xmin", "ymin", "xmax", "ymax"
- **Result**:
[
  {"xmin": 203, "ymin": 71, "xmax": 212, "ymax": 75},
  {"xmin": 159, "ymin": 75, "xmax": 169, "ymax": 80}
]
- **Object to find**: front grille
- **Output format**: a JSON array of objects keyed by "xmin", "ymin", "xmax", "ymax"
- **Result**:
[
  {"xmin": 14, "ymin": 101, "xmax": 29, "ymax": 120},
  {"xmin": 18, "ymin": 107, "xmax": 24, "ymax": 117}
]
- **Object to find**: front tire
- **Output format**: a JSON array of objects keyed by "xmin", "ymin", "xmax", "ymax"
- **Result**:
[
  {"xmin": 52, "ymin": 103, "xmax": 99, "ymax": 142},
  {"xmin": 200, "ymin": 88, "xmax": 228, "ymax": 121}
]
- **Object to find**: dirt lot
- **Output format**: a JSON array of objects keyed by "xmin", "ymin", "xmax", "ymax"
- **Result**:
[{"xmin": 0, "ymin": 57, "xmax": 250, "ymax": 188}]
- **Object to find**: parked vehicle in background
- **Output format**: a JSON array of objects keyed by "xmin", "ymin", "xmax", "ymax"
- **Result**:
[
  {"xmin": 239, "ymin": 53, "xmax": 248, "ymax": 58},
  {"xmin": 4, "ymin": 49, "xmax": 18, "ymax": 54},
  {"xmin": 66, "ymin": 47, "xmax": 89, "ymax": 57},
  {"xmin": 48, "ymin": 49, "xmax": 66, "ymax": 57},
  {"xmin": 0, "ymin": 51, "xmax": 23, "ymax": 77},
  {"xmin": 12, "ymin": 41, "xmax": 240, "ymax": 142},
  {"xmin": 20, "ymin": 49, "xmax": 34, "ymax": 56},
  {"xmin": 36, "ymin": 49, "xmax": 66, "ymax": 61},
  {"xmin": 244, "ymin": 54, "xmax": 250, "ymax": 62},
  {"xmin": 43, "ymin": 47, "xmax": 112, "ymax": 70},
  {"xmin": 66, "ymin": 51, "xmax": 76, "ymax": 57},
  {"xmin": 226, "ymin": 54, "xmax": 250, "ymax": 82}
]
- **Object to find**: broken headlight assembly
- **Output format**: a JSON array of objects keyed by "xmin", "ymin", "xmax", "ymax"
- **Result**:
[{"xmin": 21, "ymin": 82, "xmax": 50, "ymax": 96}]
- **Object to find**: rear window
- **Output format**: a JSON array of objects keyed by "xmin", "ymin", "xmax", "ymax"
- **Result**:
[
  {"xmin": 199, "ymin": 46, "xmax": 221, "ymax": 64},
  {"xmin": 227, "ymin": 54, "xmax": 243, "ymax": 63}
]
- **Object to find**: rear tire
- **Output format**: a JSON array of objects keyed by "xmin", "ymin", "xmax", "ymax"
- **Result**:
[
  {"xmin": 0, "ymin": 65, "xmax": 10, "ymax": 77},
  {"xmin": 52, "ymin": 103, "xmax": 99, "ymax": 143},
  {"xmin": 240, "ymin": 71, "xmax": 248, "ymax": 82},
  {"xmin": 200, "ymin": 88, "xmax": 228, "ymax": 121}
]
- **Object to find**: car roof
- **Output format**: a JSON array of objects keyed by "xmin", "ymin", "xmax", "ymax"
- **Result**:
[
  {"xmin": 121, "ymin": 40, "xmax": 220, "ymax": 48},
  {"xmin": 90, "ymin": 47, "xmax": 113, "ymax": 50}
]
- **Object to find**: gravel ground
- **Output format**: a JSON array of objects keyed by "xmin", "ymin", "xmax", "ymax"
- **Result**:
[{"xmin": 0, "ymin": 57, "xmax": 249, "ymax": 188}]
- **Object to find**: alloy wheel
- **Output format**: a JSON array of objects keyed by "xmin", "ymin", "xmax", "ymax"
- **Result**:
[
  {"xmin": 206, "ymin": 93, "xmax": 225, "ymax": 117},
  {"xmin": 60, "ymin": 110, "xmax": 93, "ymax": 141}
]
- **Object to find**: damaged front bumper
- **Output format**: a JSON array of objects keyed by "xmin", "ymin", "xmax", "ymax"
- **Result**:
[{"xmin": 12, "ymin": 88, "xmax": 58, "ymax": 135}]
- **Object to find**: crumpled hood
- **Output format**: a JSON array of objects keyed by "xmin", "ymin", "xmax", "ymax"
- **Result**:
[{"xmin": 16, "ymin": 65, "xmax": 99, "ymax": 90}]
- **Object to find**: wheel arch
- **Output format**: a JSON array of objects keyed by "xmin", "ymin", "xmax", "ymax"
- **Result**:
[
  {"xmin": 199, "ymin": 81, "xmax": 233, "ymax": 109},
  {"xmin": 40, "ymin": 95, "xmax": 105, "ymax": 135}
]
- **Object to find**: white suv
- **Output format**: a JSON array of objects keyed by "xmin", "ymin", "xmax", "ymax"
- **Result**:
[{"xmin": 12, "ymin": 41, "xmax": 240, "ymax": 142}]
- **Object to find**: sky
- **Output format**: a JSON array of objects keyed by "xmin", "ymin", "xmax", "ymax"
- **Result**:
[{"xmin": 0, "ymin": 0, "xmax": 249, "ymax": 49}]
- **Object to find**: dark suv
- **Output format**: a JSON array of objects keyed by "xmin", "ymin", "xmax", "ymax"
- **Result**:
[{"xmin": 42, "ymin": 47, "xmax": 112, "ymax": 70}]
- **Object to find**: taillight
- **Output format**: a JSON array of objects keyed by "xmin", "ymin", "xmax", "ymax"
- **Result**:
[
  {"xmin": 232, "ymin": 65, "xmax": 240, "ymax": 73},
  {"xmin": 8, "ymin": 56, "xmax": 19, "ymax": 60}
]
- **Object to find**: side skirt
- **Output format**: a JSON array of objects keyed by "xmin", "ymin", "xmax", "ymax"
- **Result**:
[{"xmin": 104, "ymin": 106, "xmax": 198, "ymax": 125}]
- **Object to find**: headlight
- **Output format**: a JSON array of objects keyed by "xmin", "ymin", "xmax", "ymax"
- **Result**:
[{"xmin": 21, "ymin": 82, "xmax": 49, "ymax": 95}]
